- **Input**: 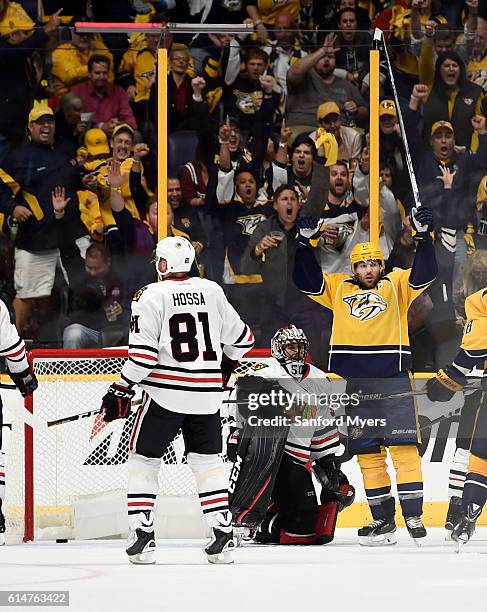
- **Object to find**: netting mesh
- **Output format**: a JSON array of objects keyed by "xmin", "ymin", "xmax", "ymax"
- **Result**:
[{"xmin": 4, "ymin": 352, "xmax": 236, "ymax": 540}]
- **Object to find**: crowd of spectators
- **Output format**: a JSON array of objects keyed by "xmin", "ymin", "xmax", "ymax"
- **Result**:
[{"xmin": 0, "ymin": 0, "xmax": 486, "ymax": 372}]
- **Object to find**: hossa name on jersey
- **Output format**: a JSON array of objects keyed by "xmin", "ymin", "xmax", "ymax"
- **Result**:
[
  {"xmin": 120, "ymin": 277, "xmax": 254, "ymax": 414},
  {"xmin": 172, "ymin": 292, "xmax": 206, "ymax": 307}
]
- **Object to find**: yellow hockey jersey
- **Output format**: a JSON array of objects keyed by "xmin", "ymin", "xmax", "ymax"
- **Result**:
[
  {"xmin": 309, "ymin": 269, "xmax": 428, "ymax": 378},
  {"xmin": 461, "ymin": 287, "xmax": 487, "ymax": 358}
]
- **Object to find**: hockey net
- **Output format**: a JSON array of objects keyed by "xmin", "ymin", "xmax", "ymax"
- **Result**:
[{"xmin": 4, "ymin": 348, "xmax": 269, "ymax": 542}]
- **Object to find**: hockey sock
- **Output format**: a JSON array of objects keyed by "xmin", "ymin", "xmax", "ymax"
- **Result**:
[
  {"xmin": 448, "ymin": 447, "xmax": 469, "ymax": 499},
  {"xmin": 0, "ymin": 451, "xmax": 4, "ymax": 501},
  {"xmin": 127, "ymin": 452, "xmax": 160, "ymax": 527},
  {"xmin": 462, "ymin": 454, "xmax": 487, "ymax": 514},
  {"xmin": 187, "ymin": 452, "xmax": 229, "ymax": 528},
  {"xmin": 357, "ymin": 447, "xmax": 394, "ymax": 520},
  {"xmin": 389, "ymin": 445, "xmax": 423, "ymax": 518},
  {"xmin": 389, "ymin": 445, "xmax": 423, "ymax": 517}
]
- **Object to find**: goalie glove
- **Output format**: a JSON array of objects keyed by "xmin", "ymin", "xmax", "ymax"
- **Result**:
[
  {"xmin": 314, "ymin": 456, "xmax": 355, "ymax": 511},
  {"xmin": 9, "ymin": 367, "xmax": 38, "ymax": 397},
  {"xmin": 426, "ymin": 365, "xmax": 468, "ymax": 403},
  {"xmin": 409, "ymin": 206, "xmax": 433, "ymax": 240},
  {"xmin": 102, "ymin": 382, "xmax": 135, "ymax": 422},
  {"xmin": 296, "ymin": 217, "xmax": 326, "ymax": 245}
]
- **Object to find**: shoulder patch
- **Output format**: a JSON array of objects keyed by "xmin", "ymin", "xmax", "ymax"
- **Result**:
[{"xmin": 133, "ymin": 286, "xmax": 148, "ymax": 302}]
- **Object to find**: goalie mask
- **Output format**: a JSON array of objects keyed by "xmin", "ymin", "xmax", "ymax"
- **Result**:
[
  {"xmin": 154, "ymin": 236, "xmax": 195, "ymax": 279},
  {"xmin": 271, "ymin": 325, "xmax": 309, "ymax": 379}
]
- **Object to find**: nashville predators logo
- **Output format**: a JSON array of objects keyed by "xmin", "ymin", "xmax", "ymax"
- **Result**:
[
  {"xmin": 343, "ymin": 291, "xmax": 388, "ymax": 322},
  {"xmin": 236, "ymin": 214, "xmax": 267, "ymax": 236},
  {"xmin": 233, "ymin": 90, "xmax": 263, "ymax": 114}
]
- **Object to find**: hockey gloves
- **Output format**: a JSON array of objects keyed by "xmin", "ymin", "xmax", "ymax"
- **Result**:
[
  {"xmin": 409, "ymin": 206, "xmax": 433, "ymax": 240},
  {"xmin": 102, "ymin": 382, "xmax": 135, "ymax": 422},
  {"xmin": 314, "ymin": 456, "xmax": 355, "ymax": 511},
  {"xmin": 10, "ymin": 367, "xmax": 38, "ymax": 397},
  {"xmin": 296, "ymin": 217, "xmax": 326, "ymax": 246},
  {"xmin": 426, "ymin": 365, "xmax": 468, "ymax": 402},
  {"xmin": 221, "ymin": 353, "xmax": 239, "ymax": 390}
]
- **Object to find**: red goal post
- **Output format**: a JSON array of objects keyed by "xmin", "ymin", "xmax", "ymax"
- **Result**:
[{"xmin": 5, "ymin": 348, "xmax": 270, "ymax": 543}]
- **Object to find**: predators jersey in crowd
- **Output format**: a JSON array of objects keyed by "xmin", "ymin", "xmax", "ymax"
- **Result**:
[{"xmin": 308, "ymin": 269, "xmax": 429, "ymax": 378}]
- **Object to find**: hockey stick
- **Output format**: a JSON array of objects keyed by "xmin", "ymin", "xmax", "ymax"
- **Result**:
[
  {"xmin": 376, "ymin": 27, "xmax": 422, "ymax": 209},
  {"xmin": 47, "ymin": 397, "xmax": 144, "ymax": 428},
  {"xmin": 419, "ymin": 407, "xmax": 462, "ymax": 432},
  {"xmin": 222, "ymin": 381, "xmax": 481, "ymax": 405}
]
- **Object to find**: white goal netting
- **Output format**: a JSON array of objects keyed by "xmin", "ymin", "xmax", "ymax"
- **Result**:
[{"xmin": 3, "ymin": 349, "xmax": 259, "ymax": 542}]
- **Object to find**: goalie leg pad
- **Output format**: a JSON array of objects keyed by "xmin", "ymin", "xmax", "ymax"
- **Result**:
[
  {"xmin": 278, "ymin": 503, "xmax": 338, "ymax": 545},
  {"xmin": 229, "ymin": 420, "xmax": 289, "ymax": 529},
  {"xmin": 273, "ymin": 453, "xmax": 318, "ymax": 535}
]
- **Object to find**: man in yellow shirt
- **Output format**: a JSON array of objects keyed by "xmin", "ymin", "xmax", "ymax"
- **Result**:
[{"xmin": 293, "ymin": 206, "xmax": 437, "ymax": 545}]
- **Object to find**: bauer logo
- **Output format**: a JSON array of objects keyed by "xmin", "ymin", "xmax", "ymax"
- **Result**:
[{"xmin": 343, "ymin": 291, "xmax": 388, "ymax": 322}]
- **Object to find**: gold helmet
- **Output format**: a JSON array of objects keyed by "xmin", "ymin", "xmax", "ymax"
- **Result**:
[{"xmin": 350, "ymin": 242, "xmax": 384, "ymax": 272}]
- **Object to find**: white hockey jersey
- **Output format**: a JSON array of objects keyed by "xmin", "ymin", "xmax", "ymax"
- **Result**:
[
  {"xmin": 0, "ymin": 300, "xmax": 28, "ymax": 374},
  {"xmin": 237, "ymin": 358, "xmax": 344, "ymax": 465},
  {"xmin": 120, "ymin": 277, "xmax": 254, "ymax": 414}
]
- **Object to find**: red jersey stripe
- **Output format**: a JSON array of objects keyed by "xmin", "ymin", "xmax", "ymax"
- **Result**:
[
  {"xmin": 3, "ymin": 345, "xmax": 26, "ymax": 359},
  {"xmin": 149, "ymin": 372, "xmax": 223, "ymax": 383},
  {"xmin": 200, "ymin": 497, "xmax": 228, "ymax": 507},
  {"xmin": 311, "ymin": 433, "xmax": 338, "ymax": 445},
  {"xmin": 129, "ymin": 353, "xmax": 158, "ymax": 361},
  {"xmin": 286, "ymin": 448, "xmax": 310, "ymax": 459}
]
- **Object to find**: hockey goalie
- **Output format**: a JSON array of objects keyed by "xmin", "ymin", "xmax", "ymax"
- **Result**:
[{"xmin": 228, "ymin": 325, "xmax": 355, "ymax": 545}]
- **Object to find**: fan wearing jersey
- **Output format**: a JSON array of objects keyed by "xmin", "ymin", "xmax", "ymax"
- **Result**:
[
  {"xmin": 0, "ymin": 300, "xmax": 38, "ymax": 544},
  {"xmin": 426, "ymin": 287, "xmax": 487, "ymax": 548},
  {"xmin": 232, "ymin": 325, "xmax": 354, "ymax": 545},
  {"xmin": 293, "ymin": 207, "xmax": 437, "ymax": 545},
  {"xmin": 100, "ymin": 236, "xmax": 254, "ymax": 565}
]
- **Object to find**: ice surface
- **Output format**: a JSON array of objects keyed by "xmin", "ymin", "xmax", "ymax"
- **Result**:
[{"xmin": 0, "ymin": 528, "xmax": 486, "ymax": 612}]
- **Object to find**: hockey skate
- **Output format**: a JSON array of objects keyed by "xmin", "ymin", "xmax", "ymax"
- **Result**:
[
  {"xmin": 205, "ymin": 512, "xmax": 235, "ymax": 564},
  {"xmin": 126, "ymin": 511, "xmax": 156, "ymax": 564},
  {"xmin": 444, "ymin": 496, "xmax": 462, "ymax": 540},
  {"xmin": 358, "ymin": 518, "xmax": 397, "ymax": 546},
  {"xmin": 405, "ymin": 516, "xmax": 427, "ymax": 546},
  {"xmin": 452, "ymin": 503, "xmax": 482, "ymax": 553},
  {"xmin": 0, "ymin": 499, "xmax": 5, "ymax": 546}
]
